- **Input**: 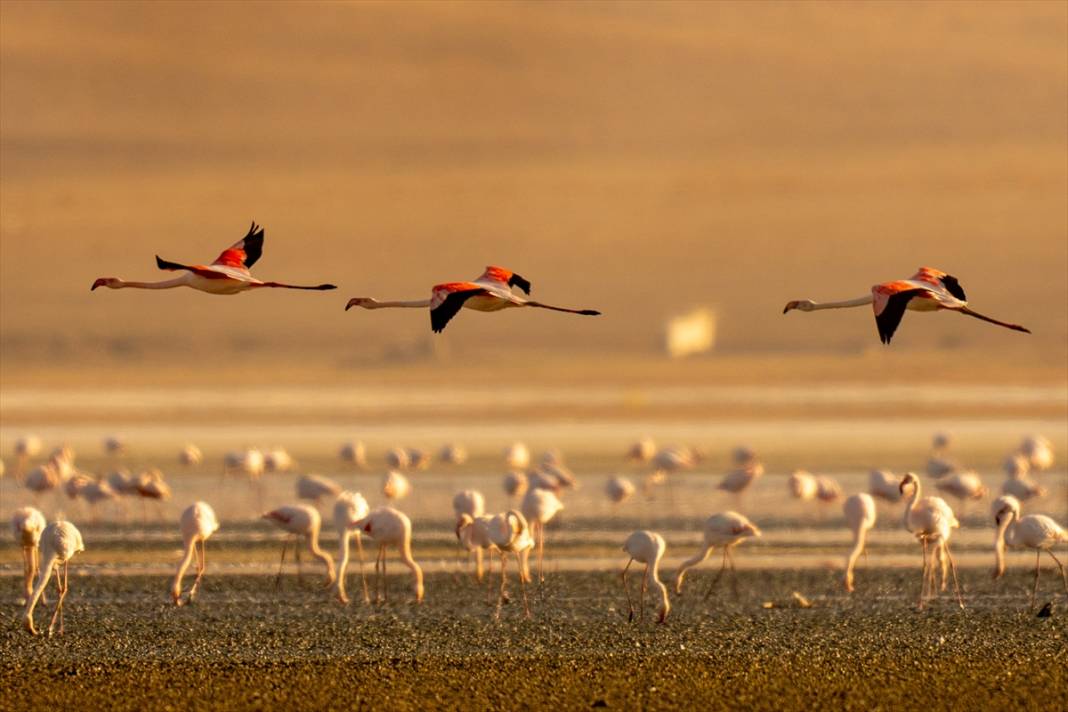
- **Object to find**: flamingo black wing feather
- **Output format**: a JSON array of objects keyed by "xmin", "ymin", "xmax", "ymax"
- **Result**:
[
  {"xmin": 875, "ymin": 288, "xmax": 927, "ymax": 345},
  {"xmin": 430, "ymin": 289, "xmax": 483, "ymax": 333},
  {"xmin": 241, "ymin": 222, "xmax": 265, "ymax": 268}
]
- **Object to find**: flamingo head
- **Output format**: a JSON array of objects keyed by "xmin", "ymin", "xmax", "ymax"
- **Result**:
[
  {"xmin": 455, "ymin": 513, "xmax": 473, "ymax": 540},
  {"xmin": 91, "ymin": 277, "xmax": 121, "ymax": 291},
  {"xmin": 899, "ymin": 472, "xmax": 919, "ymax": 495},
  {"xmin": 993, "ymin": 497, "xmax": 1020, "ymax": 526},
  {"xmin": 783, "ymin": 299, "xmax": 815, "ymax": 314},
  {"xmin": 345, "ymin": 297, "xmax": 378, "ymax": 311}
]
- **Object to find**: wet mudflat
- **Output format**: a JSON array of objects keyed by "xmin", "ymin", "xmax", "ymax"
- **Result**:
[{"xmin": 3, "ymin": 569, "xmax": 1065, "ymax": 711}]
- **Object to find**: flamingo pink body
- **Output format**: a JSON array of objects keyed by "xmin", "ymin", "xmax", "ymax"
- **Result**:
[
  {"xmin": 356, "ymin": 507, "xmax": 424, "ymax": 603},
  {"xmin": 992, "ymin": 495, "xmax": 1067, "ymax": 608},
  {"xmin": 11, "ymin": 507, "xmax": 47, "ymax": 599},
  {"xmin": 674, "ymin": 511, "xmax": 761, "ymax": 596},
  {"xmin": 262, "ymin": 504, "xmax": 337, "ymax": 587},
  {"xmin": 24, "ymin": 520, "xmax": 84, "ymax": 635},
  {"xmin": 900, "ymin": 473, "xmax": 964, "ymax": 609},
  {"xmin": 843, "ymin": 493, "xmax": 876, "ymax": 592},
  {"xmin": 333, "ymin": 491, "xmax": 371, "ymax": 604},
  {"xmin": 621, "ymin": 530, "xmax": 670, "ymax": 623}
]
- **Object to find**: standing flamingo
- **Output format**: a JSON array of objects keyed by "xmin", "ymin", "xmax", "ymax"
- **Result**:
[
  {"xmin": 783, "ymin": 267, "xmax": 1031, "ymax": 344},
  {"xmin": 789, "ymin": 470, "xmax": 818, "ymax": 502},
  {"xmin": 12, "ymin": 435, "xmax": 43, "ymax": 481},
  {"xmin": 172, "ymin": 502, "xmax": 219, "ymax": 606},
  {"xmin": 11, "ymin": 507, "xmax": 47, "ymax": 600},
  {"xmin": 868, "ymin": 469, "xmax": 903, "ymax": 504},
  {"xmin": 24, "ymin": 520, "xmax": 84, "ymax": 636},
  {"xmin": 345, "ymin": 265, "xmax": 600, "ymax": 332},
  {"xmin": 456, "ymin": 513, "xmax": 499, "ymax": 584},
  {"xmin": 296, "ymin": 474, "xmax": 343, "ymax": 505},
  {"xmin": 935, "ymin": 471, "xmax": 987, "ymax": 513},
  {"xmin": 262, "ymin": 505, "xmax": 336, "ymax": 588},
  {"xmin": 503, "ymin": 471, "xmax": 528, "ymax": 505},
  {"xmin": 333, "ymin": 491, "xmax": 371, "ymax": 605},
  {"xmin": 382, "ymin": 470, "xmax": 411, "ymax": 501},
  {"xmin": 899, "ymin": 472, "xmax": 963, "ymax": 609},
  {"xmin": 485, "ymin": 510, "xmax": 534, "ymax": 619},
  {"xmin": 605, "ymin": 476, "xmax": 636, "ymax": 506},
  {"xmin": 178, "ymin": 444, "xmax": 203, "ymax": 467},
  {"xmin": 521, "ymin": 487, "xmax": 564, "ymax": 582},
  {"xmin": 91, "ymin": 222, "xmax": 336, "ymax": 294},
  {"xmin": 339, "ymin": 441, "xmax": 368, "ymax": 469},
  {"xmin": 504, "ymin": 443, "xmax": 531, "ymax": 470},
  {"xmin": 843, "ymin": 493, "xmax": 877, "ymax": 592},
  {"xmin": 439, "ymin": 443, "xmax": 468, "ymax": 465},
  {"xmin": 355, "ymin": 507, "xmax": 424, "ymax": 604},
  {"xmin": 626, "ymin": 437, "xmax": 657, "ymax": 463},
  {"xmin": 1019, "ymin": 435, "xmax": 1054, "ymax": 472},
  {"xmin": 992, "ymin": 496, "xmax": 1067, "ymax": 609},
  {"xmin": 674, "ymin": 512, "xmax": 761, "ymax": 599},
  {"xmin": 621, "ymin": 530, "xmax": 670, "ymax": 623}
]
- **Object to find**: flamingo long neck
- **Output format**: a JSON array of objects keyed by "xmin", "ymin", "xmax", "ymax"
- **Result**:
[
  {"xmin": 115, "ymin": 277, "xmax": 189, "ymax": 290},
  {"xmin": 993, "ymin": 514, "xmax": 1013, "ymax": 577},
  {"xmin": 903, "ymin": 481, "xmax": 922, "ymax": 533},
  {"xmin": 808, "ymin": 295, "xmax": 874, "ymax": 310},
  {"xmin": 397, "ymin": 531, "xmax": 424, "ymax": 601},
  {"xmin": 505, "ymin": 510, "xmax": 524, "ymax": 548},
  {"xmin": 336, "ymin": 530, "xmax": 351, "ymax": 581},
  {"xmin": 845, "ymin": 526, "xmax": 868, "ymax": 579},
  {"xmin": 367, "ymin": 299, "xmax": 431, "ymax": 309},
  {"xmin": 172, "ymin": 538, "xmax": 197, "ymax": 600},
  {"xmin": 24, "ymin": 552, "xmax": 58, "ymax": 624},
  {"xmin": 306, "ymin": 526, "xmax": 336, "ymax": 583},
  {"xmin": 673, "ymin": 543, "xmax": 714, "ymax": 594},
  {"xmin": 646, "ymin": 558, "xmax": 670, "ymax": 621}
]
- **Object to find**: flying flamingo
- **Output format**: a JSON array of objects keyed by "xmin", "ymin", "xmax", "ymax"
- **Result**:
[
  {"xmin": 344, "ymin": 265, "xmax": 601, "ymax": 333},
  {"xmin": 899, "ymin": 472, "xmax": 963, "ymax": 609},
  {"xmin": 992, "ymin": 495, "xmax": 1067, "ymax": 609},
  {"xmin": 24, "ymin": 520, "xmax": 84, "ymax": 636},
  {"xmin": 91, "ymin": 222, "xmax": 337, "ymax": 294},
  {"xmin": 355, "ymin": 507, "xmax": 424, "ymax": 604},
  {"xmin": 333, "ymin": 491, "xmax": 371, "ymax": 605},
  {"xmin": 843, "ymin": 493, "xmax": 877, "ymax": 592},
  {"xmin": 674, "ymin": 512, "xmax": 761, "ymax": 599},
  {"xmin": 11, "ymin": 507, "xmax": 46, "ymax": 600},
  {"xmin": 621, "ymin": 530, "xmax": 670, "ymax": 624},
  {"xmin": 172, "ymin": 502, "xmax": 219, "ymax": 606},
  {"xmin": 485, "ymin": 510, "xmax": 534, "ymax": 619},
  {"xmin": 262, "ymin": 505, "xmax": 336, "ymax": 589},
  {"xmin": 783, "ymin": 267, "xmax": 1031, "ymax": 344},
  {"xmin": 521, "ymin": 487, "xmax": 564, "ymax": 582}
]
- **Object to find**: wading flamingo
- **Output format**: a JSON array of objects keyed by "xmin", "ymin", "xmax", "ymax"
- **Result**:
[
  {"xmin": 456, "ymin": 513, "xmax": 498, "ymax": 584},
  {"xmin": 626, "ymin": 437, "xmax": 657, "ymax": 464},
  {"xmin": 345, "ymin": 265, "xmax": 600, "ymax": 333},
  {"xmin": 262, "ymin": 505, "xmax": 336, "ymax": 589},
  {"xmin": 789, "ymin": 470, "xmax": 818, "ymax": 502},
  {"xmin": 296, "ymin": 474, "xmax": 343, "ymax": 505},
  {"xmin": 868, "ymin": 469, "xmax": 902, "ymax": 503},
  {"xmin": 521, "ymin": 487, "xmax": 564, "ymax": 582},
  {"xmin": 339, "ymin": 441, "xmax": 368, "ymax": 468},
  {"xmin": 504, "ymin": 443, "xmax": 531, "ymax": 470},
  {"xmin": 503, "ymin": 471, "xmax": 528, "ymax": 505},
  {"xmin": 485, "ymin": 510, "xmax": 534, "ymax": 619},
  {"xmin": 172, "ymin": 502, "xmax": 219, "ymax": 606},
  {"xmin": 440, "ymin": 443, "xmax": 468, "ymax": 465},
  {"xmin": 11, "ymin": 507, "xmax": 46, "ymax": 600},
  {"xmin": 355, "ymin": 507, "xmax": 424, "ymax": 604},
  {"xmin": 333, "ymin": 491, "xmax": 371, "ymax": 605},
  {"xmin": 674, "ymin": 512, "xmax": 761, "ymax": 599},
  {"xmin": 91, "ymin": 222, "xmax": 336, "ymax": 294},
  {"xmin": 992, "ymin": 496, "xmax": 1067, "ymax": 609},
  {"xmin": 843, "ymin": 493, "xmax": 877, "ymax": 592},
  {"xmin": 606, "ymin": 476, "xmax": 636, "ymax": 506},
  {"xmin": 783, "ymin": 267, "xmax": 1031, "ymax": 344},
  {"xmin": 13, "ymin": 435, "xmax": 43, "ymax": 481},
  {"xmin": 24, "ymin": 520, "xmax": 84, "ymax": 636},
  {"xmin": 382, "ymin": 470, "xmax": 411, "ymax": 501},
  {"xmin": 935, "ymin": 471, "xmax": 987, "ymax": 512},
  {"xmin": 264, "ymin": 448, "xmax": 295, "ymax": 473},
  {"xmin": 453, "ymin": 490, "xmax": 487, "ymax": 579},
  {"xmin": 1019, "ymin": 435, "xmax": 1054, "ymax": 472},
  {"xmin": 900, "ymin": 472, "xmax": 963, "ymax": 609},
  {"xmin": 621, "ymin": 530, "xmax": 670, "ymax": 623}
]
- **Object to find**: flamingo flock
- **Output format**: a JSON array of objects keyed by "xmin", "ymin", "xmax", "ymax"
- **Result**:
[{"xmin": 3, "ymin": 430, "xmax": 1065, "ymax": 636}]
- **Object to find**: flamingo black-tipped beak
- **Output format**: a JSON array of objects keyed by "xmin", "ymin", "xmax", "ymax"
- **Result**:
[
  {"xmin": 91, "ymin": 278, "xmax": 106, "ymax": 291},
  {"xmin": 344, "ymin": 298, "xmax": 359, "ymax": 311},
  {"xmin": 581, "ymin": 309, "xmax": 601, "ymax": 316}
]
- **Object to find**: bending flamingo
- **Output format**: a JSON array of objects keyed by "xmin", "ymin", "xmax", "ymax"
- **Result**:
[
  {"xmin": 262, "ymin": 505, "xmax": 337, "ymax": 588},
  {"xmin": 172, "ymin": 502, "xmax": 219, "ymax": 606},
  {"xmin": 333, "ymin": 491, "xmax": 371, "ymax": 605},
  {"xmin": 674, "ymin": 512, "xmax": 761, "ymax": 599},
  {"xmin": 91, "ymin": 222, "xmax": 336, "ymax": 294},
  {"xmin": 24, "ymin": 520, "xmax": 84, "ymax": 636},
  {"xmin": 485, "ymin": 510, "xmax": 534, "ymax": 619},
  {"xmin": 345, "ymin": 265, "xmax": 601, "ymax": 333},
  {"xmin": 355, "ymin": 507, "xmax": 424, "ymax": 604},
  {"xmin": 843, "ymin": 493, "xmax": 876, "ymax": 592},
  {"xmin": 621, "ymin": 530, "xmax": 670, "ymax": 623},
  {"xmin": 783, "ymin": 267, "xmax": 1030, "ymax": 344},
  {"xmin": 11, "ymin": 507, "xmax": 47, "ymax": 600},
  {"xmin": 992, "ymin": 496, "xmax": 1067, "ymax": 609}
]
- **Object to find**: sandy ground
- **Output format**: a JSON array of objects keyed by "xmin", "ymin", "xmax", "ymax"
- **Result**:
[{"xmin": 2, "ymin": 571, "xmax": 1067, "ymax": 710}]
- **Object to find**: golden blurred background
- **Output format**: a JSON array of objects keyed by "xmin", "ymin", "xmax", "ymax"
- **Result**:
[{"xmin": 1, "ymin": 1, "xmax": 1065, "ymax": 385}]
